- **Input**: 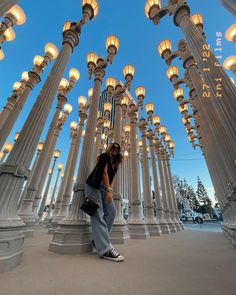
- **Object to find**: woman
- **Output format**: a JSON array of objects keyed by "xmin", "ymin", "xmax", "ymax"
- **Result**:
[{"xmin": 85, "ymin": 142, "xmax": 124, "ymax": 262}]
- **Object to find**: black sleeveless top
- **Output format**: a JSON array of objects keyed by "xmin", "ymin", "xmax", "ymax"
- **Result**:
[{"xmin": 85, "ymin": 153, "xmax": 117, "ymax": 189}]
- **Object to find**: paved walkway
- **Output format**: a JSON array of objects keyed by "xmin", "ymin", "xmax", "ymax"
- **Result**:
[{"xmin": 1, "ymin": 225, "xmax": 236, "ymax": 295}]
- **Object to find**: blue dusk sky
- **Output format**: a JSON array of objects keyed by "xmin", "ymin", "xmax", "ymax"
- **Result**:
[{"xmin": 0, "ymin": 0, "xmax": 235, "ymax": 204}]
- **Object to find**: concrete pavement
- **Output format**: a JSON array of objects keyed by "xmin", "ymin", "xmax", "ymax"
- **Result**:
[{"xmin": 1, "ymin": 225, "xmax": 236, "ymax": 295}]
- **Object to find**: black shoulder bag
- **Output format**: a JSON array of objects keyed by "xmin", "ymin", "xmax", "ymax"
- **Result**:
[{"xmin": 80, "ymin": 165, "xmax": 100, "ymax": 216}]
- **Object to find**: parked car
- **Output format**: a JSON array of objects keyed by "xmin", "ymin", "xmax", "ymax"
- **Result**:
[{"xmin": 180, "ymin": 209, "xmax": 204, "ymax": 223}]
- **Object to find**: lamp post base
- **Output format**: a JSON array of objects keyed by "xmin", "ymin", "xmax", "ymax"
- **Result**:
[
  {"xmin": 110, "ymin": 222, "xmax": 130, "ymax": 244},
  {"xmin": 146, "ymin": 222, "xmax": 162, "ymax": 236},
  {"xmin": 48, "ymin": 221, "xmax": 92, "ymax": 254},
  {"xmin": 159, "ymin": 222, "xmax": 170, "ymax": 234},
  {"xmin": 128, "ymin": 222, "xmax": 150, "ymax": 239},
  {"xmin": 0, "ymin": 230, "xmax": 25, "ymax": 273}
]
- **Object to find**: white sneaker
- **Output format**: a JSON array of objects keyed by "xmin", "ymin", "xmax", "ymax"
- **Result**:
[{"xmin": 102, "ymin": 248, "xmax": 124, "ymax": 262}]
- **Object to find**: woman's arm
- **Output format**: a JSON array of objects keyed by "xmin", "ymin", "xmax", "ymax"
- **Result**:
[{"xmin": 103, "ymin": 164, "xmax": 113, "ymax": 203}]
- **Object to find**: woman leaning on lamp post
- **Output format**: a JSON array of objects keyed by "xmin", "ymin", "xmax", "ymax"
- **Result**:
[{"xmin": 84, "ymin": 142, "xmax": 124, "ymax": 262}]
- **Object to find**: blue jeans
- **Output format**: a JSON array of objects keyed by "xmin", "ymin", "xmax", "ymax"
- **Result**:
[{"xmin": 84, "ymin": 183, "xmax": 117, "ymax": 255}]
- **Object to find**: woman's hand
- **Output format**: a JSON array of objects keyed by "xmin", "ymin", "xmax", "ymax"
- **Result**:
[{"xmin": 105, "ymin": 191, "xmax": 113, "ymax": 203}]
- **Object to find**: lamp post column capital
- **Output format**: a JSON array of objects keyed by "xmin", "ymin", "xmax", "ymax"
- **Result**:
[
  {"xmin": 94, "ymin": 66, "xmax": 105, "ymax": 83},
  {"xmin": 62, "ymin": 29, "xmax": 80, "ymax": 51},
  {"xmin": 172, "ymin": 3, "xmax": 191, "ymax": 27}
]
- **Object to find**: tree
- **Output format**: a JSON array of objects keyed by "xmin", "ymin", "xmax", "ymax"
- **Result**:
[
  {"xmin": 172, "ymin": 175, "xmax": 199, "ymax": 213},
  {"xmin": 196, "ymin": 177, "xmax": 212, "ymax": 217},
  {"xmin": 187, "ymin": 185, "xmax": 200, "ymax": 211}
]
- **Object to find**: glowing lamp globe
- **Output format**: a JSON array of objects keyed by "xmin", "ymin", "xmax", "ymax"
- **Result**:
[
  {"xmin": 157, "ymin": 39, "xmax": 172, "ymax": 57},
  {"xmin": 69, "ymin": 68, "xmax": 80, "ymax": 81},
  {"xmin": 70, "ymin": 121, "xmax": 78, "ymax": 130},
  {"xmin": 135, "ymin": 86, "xmax": 146, "ymax": 98},
  {"xmin": 144, "ymin": 0, "xmax": 161, "ymax": 18},
  {"xmin": 21, "ymin": 71, "xmax": 29, "ymax": 82},
  {"xmin": 225, "ymin": 24, "xmax": 236, "ymax": 42},
  {"xmin": 166, "ymin": 66, "xmax": 179, "ymax": 80},
  {"xmin": 104, "ymin": 102, "xmax": 112, "ymax": 112},
  {"xmin": 54, "ymin": 150, "xmax": 61, "ymax": 158},
  {"xmin": 7, "ymin": 5, "xmax": 26, "ymax": 25},
  {"xmin": 123, "ymin": 64, "xmax": 135, "ymax": 79},
  {"xmin": 82, "ymin": 0, "xmax": 99, "ymax": 19},
  {"xmin": 33, "ymin": 55, "xmax": 44, "ymax": 67},
  {"xmin": 78, "ymin": 96, "xmax": 87, "ymax": 107},
  {"xmin": 106, "ymin": 77, "xmax": 116, "ymax": 89},
  {"xmin": 87, "ymin": 52, "xmax": 98, "ymax": 65},
  {"xmin": 58, "ymin": 163, "xmax": 64, "ymax": 170},
  {"xmin": 105, "ymin": 35, "xmax": 119, "ymax": 52},
  {"xmin": 45, "ymin": 43, "xmax": 59, "ymax": 59},
  {"xmin": 4, "ymin": 27, "xmax": 15, "ymax": 41},
  {"xmin": 37, "ymin": 142, "xmax": 44, "ymax": 151}
]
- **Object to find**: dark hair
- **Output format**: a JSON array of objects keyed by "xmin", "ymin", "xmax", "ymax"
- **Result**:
[{"xmin": 106, "ymin": 143, "xmax": 122, "ymax": 170}]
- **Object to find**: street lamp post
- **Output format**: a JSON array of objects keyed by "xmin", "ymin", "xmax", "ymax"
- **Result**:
[
  {"xmin": 0, "ymin": 80, "xmax": 24, "ymax": 130},
  {"xmin": 44, "ymin": 171, "xmax": 64, "ymax": 223},
  {"xmin": 46, "ymin": 122, "xmax": 79, "ymax": 229},
  {"xmin": 109, "ymin": 66, "xmax": 135, "ymax": 244},
  {"xmin": 32, "ymin": 104, "xmax": 72, "ymax": 217},
  {"xmin": 49, "ymin": 34, "xmax": 119, "ymax": 255},
  {"xmin": 1, "ymin": 142, "xmax": 13, "ymax": 162},
  {"xmin": 147, "ymin": 129, "xmax": 166, "ymax": 234},
  {"xmin": 93, "ymin": 112, "xmax": 104, "ymax": 163},
  {"xmin": 17, "ymin": 142, "xmax": 44, "ymax": 211},
  {"xmin": 0, "ymin": 4, "xmax": 26, "ymax": 43},
  {"xmin": 145, "ymin": 0, "xmax": 236, "ymax": 152},
  {"xmin": 18, "ymin": 102, "xmax": 72, "ymax": 229},
  {"xmin": 127, "ymin": 101, "xmax": 150, "ymax": 239},
  {"xmin": 38, "ymin": 154, "xmax": 63, "ymax": 221},
  {"xmin": 158, "ymin": 37, "xmax": 236, "ymax": 233},
  {"xmin": 0, "ymin": 0, "xmax": 98, "ymax": 273},
  {"xmin": 155, "ymin": 141, "xmax": 171, "ymax": 234},
  {"xmin": 0, "ymin": 44, "xmax": 58, "ymax": 150},
  {"xmin": 50, "ymin": 98, "xmax": 87, "ymax": 228},
  {"xmin": 139, "ymin": 118, "xmax": 161, "ymax": 236}
]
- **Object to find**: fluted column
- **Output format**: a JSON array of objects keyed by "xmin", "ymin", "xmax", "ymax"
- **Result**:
[
  {"xmin": 127, "ymin": 143, "xmax": 132, "ymax": 217},
  {"xmin": 179, "ymin": 40, "xmax": 235, "ymax": 203},
  {"xmin": 166, "ymin": 156, "xmax": 183, "ymax": 231},
  {"xmin": 51, "ymin": 112, "xmax": 86, "ymax": 225},
  {"xmin": 49, "ymin": 65, "xmax": 106, "ymax": 254},
  {"xmin": 0, "ymin": 24, "xmax": 83, "ymax": 272},
  {"xmin": 17, "ymin": 142, "xmax": 43, "ymax": 210},
  {"xmin": 0, "ymin": 72, "xmax": 42, "ymax": 150},
  {"xmin": 0, "ymin": 48, "xmax": 55, "ymax": 150},
  {"xmin": 147, "ymin": 131, "xmax": 165, "ymax": 231},
  {"xmin": 0, "ymin": 90, "xmax": 19, "ymax": 130},
  {"xmin": 18, "ymin": 96, "xmax": 66, "ymax": 227},
  {"xmin": 47, "ymin": 130, "xmax": 76, "ymax": 226},
  {"xmin": 173, "ymin": 4, "xmax": 236, "ymax": 144},
  {"xmin": 110, "ymin": 84, "xmax": 130, "ymax": 244},
  {"xmin": 180, "ymin": 46, "xmax": 236, "ymax": 232},
  {"xmin": 38, "ymin": 158, "xmax": 57, "ymax": 220},
  {"xmin": 139, "ymin": 119, "xmax": 160, "ymax": 236},
  {"xmin": 161, "ymin": 149, "xmax": 177, "ymax": 233},
  {"xmin": 93, "ymin": 116, "xmax": 103, "ymax": 163},
  {"xmin": 44, "ymin": 169, "xmax": 62, "ymax": 223},
  {"xmin": 155, "ymin": 143, "xmax": 170, "ymax": 234},
  {"xmin": 0, "ymin": 0, "xmax": 19, "ymax": 17},
  {"xmin": 127, "ymin": 105, "xmax": 149, "ymax": 239},
  {"xmin": 162, "ymin": 152, "xmax": 177, "ymax": 232},
  {"xmin": 219, "ymin": 0, "xmax": 236, "ymax": 16},
  {"xmin": 32, "ymin": 110, "xmax": 70, "ymax": 217}
]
